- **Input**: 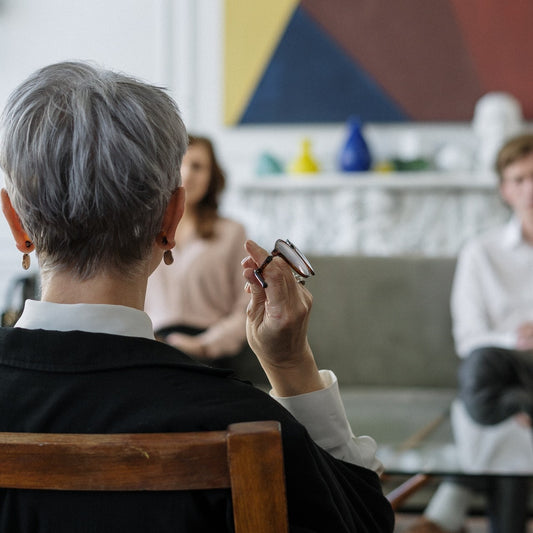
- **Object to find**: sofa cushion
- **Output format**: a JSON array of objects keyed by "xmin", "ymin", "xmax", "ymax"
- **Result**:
[{"xmin": 305, "ymin": 255, "xmax": 458, "ymax": 388}]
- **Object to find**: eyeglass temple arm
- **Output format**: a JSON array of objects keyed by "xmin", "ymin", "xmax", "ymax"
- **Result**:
[{"xmin": 253, "ymin": 255, "xmax": 274, "ymax": 289}]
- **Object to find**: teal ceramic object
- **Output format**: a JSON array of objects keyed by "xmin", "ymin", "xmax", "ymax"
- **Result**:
[{"xmin": 256, "ymin": 152, "xmax": 284, "ymax": 176}]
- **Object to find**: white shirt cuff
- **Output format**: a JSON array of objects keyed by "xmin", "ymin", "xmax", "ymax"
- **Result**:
[{"xmin": 270, "ymin": 370, "xmax": 383, "ymax": 474}]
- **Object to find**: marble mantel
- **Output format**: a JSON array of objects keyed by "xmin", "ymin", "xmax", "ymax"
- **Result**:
[{"xmin": 222, "ymin": 172, "xmax": 510, "ymax": 256}]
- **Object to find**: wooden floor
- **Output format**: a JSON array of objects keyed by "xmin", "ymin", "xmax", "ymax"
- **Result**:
[{"xmin": 394, "ymin": 513, "xmax": 533, "ymax": 532}]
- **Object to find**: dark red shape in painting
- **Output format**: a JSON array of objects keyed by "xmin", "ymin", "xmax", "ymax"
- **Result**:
[
  {"xmin": 450, "ymin": 0, "xmax": 533, "ymax": 118},
  {"xmin": 301, "ymin": 0, "xmax": 484, "ymax": 120}
]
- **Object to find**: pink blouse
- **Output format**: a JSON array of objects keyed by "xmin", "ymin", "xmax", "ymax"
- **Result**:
[{"xmin": 145, "ymin": 218, "xmax": 249, "ymax": 357}]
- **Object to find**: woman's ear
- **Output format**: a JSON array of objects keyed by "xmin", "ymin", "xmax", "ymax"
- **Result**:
[
  {"xmin": 158, "ymin": 187, "xmax": 185, "ymax": 249},
  {"xmin": 1, "ymin": 189, "xmax": 35, "ymax": 253}
]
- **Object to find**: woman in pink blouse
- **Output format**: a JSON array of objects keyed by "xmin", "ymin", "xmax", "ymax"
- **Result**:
[{"xmin": 145, "ymin": 136, "xmax": 249, "ymax": 367}]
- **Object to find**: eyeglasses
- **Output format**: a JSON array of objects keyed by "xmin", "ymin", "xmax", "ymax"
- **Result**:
[{"xmin": 254, "ymin": 239, "xmax": 315, "ymax": 289}]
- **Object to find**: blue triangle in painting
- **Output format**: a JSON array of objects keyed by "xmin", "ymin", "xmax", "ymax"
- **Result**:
[{"xmin": 240, "ymin": 6, "xmax": 408, "ymax": 124}]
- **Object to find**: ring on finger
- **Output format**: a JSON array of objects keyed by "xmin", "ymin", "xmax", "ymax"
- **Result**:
[{"xmin": 293, "ymin": 273, "xmax": 306, "ymax": 285}]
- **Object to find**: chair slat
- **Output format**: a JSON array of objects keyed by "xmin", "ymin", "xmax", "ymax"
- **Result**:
[
  {"xmin": 228, "ymin": 421, "xmax": 289, "ymax": 533},
  {"xmin": 0, "ymin": 431, "xmax": 230, "ymax": 491}
]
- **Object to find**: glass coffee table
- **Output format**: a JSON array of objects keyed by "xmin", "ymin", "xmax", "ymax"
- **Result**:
[{"xmin": 340, "ymin": 387, "xmax": 533, "ymax": 511}]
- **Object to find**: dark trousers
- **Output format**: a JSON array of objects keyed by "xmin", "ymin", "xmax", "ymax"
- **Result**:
[
  {"xmin": 459, "ymin": 346, "xmax": 533, "ymax": 425},
  {"xmin": 453, "ymin": 346, "xmax": 533, "ymax": 533}
]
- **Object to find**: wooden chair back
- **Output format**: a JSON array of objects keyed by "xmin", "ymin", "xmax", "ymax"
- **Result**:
[{"xmin": 0, "ymin": 420, "xmax": 288, "ymax": 533}]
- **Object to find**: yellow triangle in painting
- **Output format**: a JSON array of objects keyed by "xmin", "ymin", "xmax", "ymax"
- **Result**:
[{"xmin": 224, "ymin": 0, "xmax": 299, "ymax": 125}]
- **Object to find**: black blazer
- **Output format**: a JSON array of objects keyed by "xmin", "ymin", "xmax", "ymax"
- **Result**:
[{"xmin": 0, "ymin": 328, "xmax": 394, "ymax": 532}]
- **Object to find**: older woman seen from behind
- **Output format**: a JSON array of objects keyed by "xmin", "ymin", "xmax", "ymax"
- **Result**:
[{"xmin": 0, "ymin": 61, "xmax": 393, "ymax": 533}]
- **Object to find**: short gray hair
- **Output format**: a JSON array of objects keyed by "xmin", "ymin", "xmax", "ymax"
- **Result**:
[{"xmin": 0, "ymin": 61, "xmax": 188, "ymax": 279}]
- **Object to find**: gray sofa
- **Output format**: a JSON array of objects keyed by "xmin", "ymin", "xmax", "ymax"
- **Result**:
[{"xmin": 305, "ymin": 255, "xmax": 458, "ymax": 390}]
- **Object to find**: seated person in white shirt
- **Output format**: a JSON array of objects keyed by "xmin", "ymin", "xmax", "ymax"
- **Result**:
[
  {"xmin": 0, "ymin": 61, "xmax": 394, "ymax": 533},
  {"xmin": 408, "ymin": 133, "xmax": 533, "ymax": 533}
]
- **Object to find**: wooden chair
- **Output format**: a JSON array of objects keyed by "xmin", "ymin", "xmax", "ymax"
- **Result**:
[
  {"xmin": 0, "ymin": 420, "xmax": 288, "ymax": 533},
  {"xmin": 385, "ymin": 473, "xmax": 432, "ymax": 511}
]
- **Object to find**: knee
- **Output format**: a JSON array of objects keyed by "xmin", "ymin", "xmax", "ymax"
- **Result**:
[
  {"xmin": 458, "ymin": 347, "xmax": 499, "ymax": 391},
  {"xmin": 458, "ymin": 347, "xmax": 527, "ymax": 425}
]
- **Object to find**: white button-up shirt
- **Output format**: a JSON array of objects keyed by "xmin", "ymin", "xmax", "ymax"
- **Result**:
[{"xmin": 451, "ymin": 216, "xmax": 533, "ymax": 357}]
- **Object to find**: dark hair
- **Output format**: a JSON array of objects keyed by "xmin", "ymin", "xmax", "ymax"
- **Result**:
[
  {"xmin": 188, "ymin": 135, "xmax": 226, "ymax": 239},
  {"xmin": 0, "ymin": 61, "xmax": 188, "ymax": 280},
  {"xmin": 495, "ymin": 133, "xmax": 533, "ymax": 182}
]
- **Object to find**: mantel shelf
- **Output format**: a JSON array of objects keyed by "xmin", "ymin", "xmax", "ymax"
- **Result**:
[
  {"xmin": 223, "ymin": 170, "xmax": 507, "ymax": 257},
  {"xmin": 230, "ymin": 171, "xmax": 498, "ymax": 191}
]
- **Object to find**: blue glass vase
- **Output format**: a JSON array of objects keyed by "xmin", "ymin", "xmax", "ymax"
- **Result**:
[{"xmin": 339, "ymin": 117, "xmax": 371, "ymax": 172}]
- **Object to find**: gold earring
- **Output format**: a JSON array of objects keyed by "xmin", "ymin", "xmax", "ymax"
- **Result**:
[
  {"xmin": 22, "ymin": 240, "xmax": 32, "ymax": 270},
  {"xmin": 160, "ymin": 235, "xmax": 173, "ymax": 265},
  {"xmin": 164, "ymin": 249, "xmax": 174, "ymax": 265}
]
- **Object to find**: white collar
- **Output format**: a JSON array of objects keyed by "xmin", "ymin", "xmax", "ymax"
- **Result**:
[{"xmin": 15, "ymin": 300, "xmax": 155, "ymax": 340}]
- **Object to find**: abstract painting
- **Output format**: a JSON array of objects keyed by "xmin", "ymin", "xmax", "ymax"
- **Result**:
[{"xmin": 224, "ymin": 0, "xmax": 533, "ymax": 124}]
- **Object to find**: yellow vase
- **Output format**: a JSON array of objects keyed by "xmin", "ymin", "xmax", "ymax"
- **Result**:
[{"xmin": 289, "ymin": 138, "xmax": 319, "ymax": 174}]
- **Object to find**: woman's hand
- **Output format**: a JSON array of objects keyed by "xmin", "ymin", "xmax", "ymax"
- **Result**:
[{"xmin": 241, "ymin": 240, "xmax": 324, "ymax": 397}]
